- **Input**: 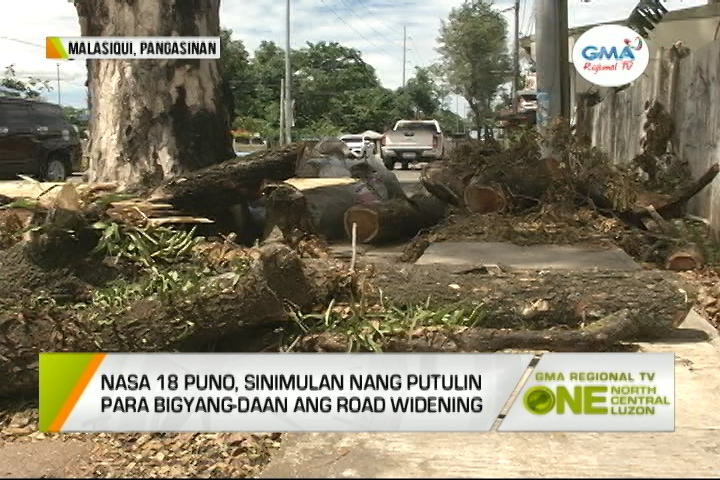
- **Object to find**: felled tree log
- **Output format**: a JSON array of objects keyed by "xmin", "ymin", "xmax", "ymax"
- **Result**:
[
  {"xmin": 421, "ymin": 161, "xmax": 550, "ymax": 213},
  {"xmin": 0, "ymin": 244, "xmax": 350, "ymax": 397},
  {"xmin": 344, "ymin": 193, "xmax": 448, "ymax": 244},
  {"xmin": 463, "ymin": 179, "xmax": 508, "ymax": 214},
  {"xmin": 151, "ymin": 143, "xmax": 306, "ymax": 211},
  {"xmin": 294, "ymin": 310, "xmax": 636, "ymax": 353},
  {"xmin": 665, "ymin": 243, "xmax": 704, "ymax": 271},
  {"xmin": 420, "ymin": 162, "xmax": 475, "ymax": 207},
  {"xmin": 264, "ymin": 178, "xmax": 374, "ymax": 241},
  {"xmin": 361, "ymin": 264, "xmax": 693, "ymax": 339}
]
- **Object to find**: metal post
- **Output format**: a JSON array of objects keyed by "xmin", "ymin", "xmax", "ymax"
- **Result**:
[
  {"xmin": 284, "ymin": 0, "xmax": 292, "ymax": 144},
  {"xmin": 534, "ymin": 0, "xmax": 570, "ymax": 150},
  {"xmin": 512, "ymin": 0, "xmax": 520, "ymax": 113},
  {"xmin": 279, "ymin": 78, "xmax": 285, "ymax": 146},
  {"xmin": 56, "ymin": 63, "xmax": 61, "ymax": 105},
  {"xmin": 402, "ymin": 26, "xmax": 407, "ymax": 87},
  {"xmin": 456, "ymin": 96, "xmax": 460, "ymax": 132}
]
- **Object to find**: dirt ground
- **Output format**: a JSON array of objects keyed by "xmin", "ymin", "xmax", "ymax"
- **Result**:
[{"xmin": 0, "ymin": 404, "xmax": 280, "ymax": 478}]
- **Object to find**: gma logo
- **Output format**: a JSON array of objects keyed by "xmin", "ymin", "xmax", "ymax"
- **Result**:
[
  {"xmin": 581, "ymin": 45, "xmax": 636, "ymax": 61},
  {"xmin": 523, "ymin": 385, "xmax": 608, "ymax": 415}
]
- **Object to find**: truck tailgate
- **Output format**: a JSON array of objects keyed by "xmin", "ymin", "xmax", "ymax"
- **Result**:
[{"xmin": 385, "ymin": 129, "xmax": 435, "ymax": 149}]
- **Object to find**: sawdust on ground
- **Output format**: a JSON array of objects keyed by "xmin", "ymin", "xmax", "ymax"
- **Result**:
[
  {"xmin": 679, "ymin": 267, "xmax": 720, "ymax": 328},
  {"xmin": 0, "ymin": 404, "xmax": 280, "ymax": 478}
]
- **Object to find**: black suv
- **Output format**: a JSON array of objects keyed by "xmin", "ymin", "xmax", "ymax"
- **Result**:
[{"xmin": 0, "ymin": 97, "xmax": 82, "ymax": 181}]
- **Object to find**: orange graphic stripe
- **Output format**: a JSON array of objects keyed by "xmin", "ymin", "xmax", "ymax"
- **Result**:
[
  {"xmin": 48, "ymin": 353, "xmax": 106, "ymax": 432},
  {"xmin": 46, "ymin": 37, "xmax": 62, "ymax": 59}
]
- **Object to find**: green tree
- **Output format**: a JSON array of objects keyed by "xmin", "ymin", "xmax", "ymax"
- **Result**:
[
  {"xmin": 402, "ymin": 66, "xmax": 443, "ymax": 117},
  {"xmin": 437, "ymin": 0, "xmax": 511, "ymax": 132},
  {"xmin": 220, "ymin": 29, "xmax": 254, "ymax": 120},
  {"xmin": 293, "ymin": 41, "xmax": 382, "ymax": 131}
]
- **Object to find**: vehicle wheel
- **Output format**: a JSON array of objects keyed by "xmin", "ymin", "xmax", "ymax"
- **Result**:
[
  {"xmin": 44, "ymin": 155, "xmax": 69, "ymax": 182},
  {"xmin": 384, "ymin": 158, "xmax": 395, "ymax": 170},
  {"xmin": 401, "ymin": 160, "xmax": 410, "ymax": 170}
]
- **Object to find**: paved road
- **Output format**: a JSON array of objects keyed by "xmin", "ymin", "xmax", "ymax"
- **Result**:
[{"xmin": 391, "ymin": 165, "xmax": 422, "ymax": 195}]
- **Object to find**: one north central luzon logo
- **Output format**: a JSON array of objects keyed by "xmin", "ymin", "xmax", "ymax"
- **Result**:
[
  {"xmin": 523, "ymin": 371, "xmax": 670, "ymax": 416},
  {"xmin": 580, "ymin": 37, "xmax": 644, "ymax": 74}
]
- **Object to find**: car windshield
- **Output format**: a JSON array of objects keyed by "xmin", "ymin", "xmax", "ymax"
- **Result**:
[{"xmin": 396, "ymin": 122, "xmax": 436, "ymax": 132}]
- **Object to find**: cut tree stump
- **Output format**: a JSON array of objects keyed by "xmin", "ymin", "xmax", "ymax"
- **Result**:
[
  {"xmin": 463, "ymin": 180, "xmax": 508, "ymax": 214},
  {"xmin": 0, "ymin": 244, "xmax": 351, "ymax": 398},
  {"xmin": 344, "ymin": 193, "xmax": 448, "ymax": 244},
  {"xmin": 344, "ymin": 199, "xmax": 420, "ymax": 244},
  {"xmin": 361, "ymin": 264, "xmax": 693, "ymax": 338},
  {"xmin": 420, "ymin": 162, "xmax": 475, "ymax": 207},
  {"xmin": 665, "ymin": 243, "xmax": 704, "ymax": 271}
]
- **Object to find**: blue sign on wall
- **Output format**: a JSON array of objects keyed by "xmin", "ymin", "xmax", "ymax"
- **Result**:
[{"xmin": 536, "ymin": 92, "xmax": 550, "ymax": 128}]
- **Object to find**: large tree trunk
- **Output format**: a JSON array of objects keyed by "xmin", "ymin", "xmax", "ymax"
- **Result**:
[
  {"xmin": 0, "ymin": 244, "xmax": 351, "ymax": 398},
  {"xmin": 361, "ymin": 264, "xmax": 693, "ymax": 339},
  {"xmin": 75, "ymin": 0, "xmax": 233, "ymax": 188},
  {"xmin": 343, "ymin": 193, "xmax": 448, "ymax": 244}
]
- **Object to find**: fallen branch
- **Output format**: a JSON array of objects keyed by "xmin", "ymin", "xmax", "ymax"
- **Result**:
[
  {"xmin": 362, "ymin": 264, "xmax": 693, "ymax": 339},
  {"xmin": 0, "ymin": 244, "xmax": 351, "ymax": 397},
  {"xmin": 293, "ymin": 310, "xmax": 636, "ymax": 353},
  {"xmin": 151, "ymin": 143, "xmax": 306, "ymax": 211},
  {"xmin": 653, "ymin": 163, "xmax": 719, "ymax": 219}
]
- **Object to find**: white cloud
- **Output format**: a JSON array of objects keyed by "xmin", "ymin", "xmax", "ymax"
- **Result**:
[{"xmin": 0, "ymin": 0, "xmax": 707, "ymax": 109}]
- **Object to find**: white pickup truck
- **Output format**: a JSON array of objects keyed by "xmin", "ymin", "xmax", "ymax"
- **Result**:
[{"xmin": 380, "ymin": 119, "xmax": 445, "ymax": 170}]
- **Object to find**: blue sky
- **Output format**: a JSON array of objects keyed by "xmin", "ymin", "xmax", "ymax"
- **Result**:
[{"xmin": 0, "ymin": 0, "xmax": 707, "ymax": 112}]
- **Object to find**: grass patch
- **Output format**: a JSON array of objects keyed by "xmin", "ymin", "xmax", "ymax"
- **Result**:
[{"xmin": 286, "ymin": 298, "xmax": 489, "ymax": 352}]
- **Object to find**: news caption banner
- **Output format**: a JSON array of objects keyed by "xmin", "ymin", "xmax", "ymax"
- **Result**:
[
  {"xmin": 37, "ymin": 353, "xmax": 674, "ymax": 433},
  {"xmin": 46, "ymin": 36, "xmax": 221, "ymax": 60}
]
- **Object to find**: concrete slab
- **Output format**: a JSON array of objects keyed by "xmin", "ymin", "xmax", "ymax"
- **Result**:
[
  {"xmin": 416, "ymin": 242, "xmax": 641, "ymax": 271},
  {"xmin": 329, "ymin": 243, "xmax": 406, "ymax": 264},
  {"xmin": 260, "ymin": 310, "xmax": 720, "ymax": 478}
]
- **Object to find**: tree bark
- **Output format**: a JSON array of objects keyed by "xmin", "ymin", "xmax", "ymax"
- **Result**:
[
  {"xmin": 74, "ymin": 0, "xmax": 233, "ymax": 188},
  {"xmin": 294, "ymin": 310, "xmax": 637, "ymax": 353},
  {"xmin": 361, "ymin": 264, "xmax": 693, "ymax": 338},
  {"xmin": 0, "ymin": 244, "xmax": 351, "ymax": 397},
  {"xmin": 263, "ymin": 177, "xmax": 372, "ymax": 242},
  {"xmin": 420, "ymin": 161, "xmax": 474, "ymax": 207},
  {"xmin": 344, "ymin": 193, "xmax": 448, "ymax": 244},
  {"xmin": 152, "ymin": 143, "xmax": 306, "ymax": 211}
]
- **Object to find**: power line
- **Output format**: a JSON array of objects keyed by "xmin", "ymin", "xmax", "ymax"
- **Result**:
[
  {"xmin": 352, "ymin": 0, "xmax": 408, "ymax": 43},
  {"xmin": 317, "ymin": 0, "xmax": 403, "ymax": 62},
  {"xmin": 0, "ymin": 36, "xmax": 43, "ymax": 49},
  {"xmin": 334, "ymin": 0, "xmax": 404, "ymax": 47}
]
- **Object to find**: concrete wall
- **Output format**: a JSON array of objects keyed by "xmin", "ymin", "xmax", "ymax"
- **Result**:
[{"xmin": 588, "ymin": 40, "xmax": 720, "ymax": 235}]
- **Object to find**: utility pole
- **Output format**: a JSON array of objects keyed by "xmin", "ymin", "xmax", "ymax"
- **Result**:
[
  {"xmin": 402, "ymin": 26, "xmax": 407, "ymax": 87},
  {"xmin": 279, "ymin": 78, "xmax": 285, "ymax": 146},
  {"xmin": 534, "ymin": 0, "xmax": 570, "ymax": 146},
  {"xmin": 56, "ymin": 63, "xmax": 61, "ymax": 105},
  {"xmin": 455, "ymin": 96, "xmax": 460, "ymax": 132},
  {"xmin": 511, "ymin": 0, "xmax": 520, "ymax": 113},
  {"xmin": 284, "ymin": 0, "xmax": 292, "ymax": 144}
]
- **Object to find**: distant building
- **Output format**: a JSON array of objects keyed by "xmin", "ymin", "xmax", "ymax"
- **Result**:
[{"xmin": 520, "ymin": 1, "xmax": 720, "ymax": 117}]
